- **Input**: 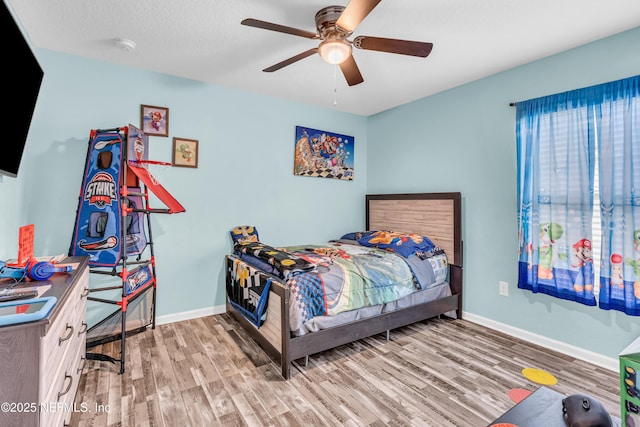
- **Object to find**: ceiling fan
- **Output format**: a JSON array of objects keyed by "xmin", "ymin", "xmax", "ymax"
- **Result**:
[{"xmin": 241, "ymin": 0, "xmax": 433, "ymax": 86}]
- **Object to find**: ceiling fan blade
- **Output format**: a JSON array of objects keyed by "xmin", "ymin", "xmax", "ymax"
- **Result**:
[
  {"xmin": 339, "ymin": 55, "xmax": 364, "ymax": 86},
  {"xmin": 241, "ymin": 18, "xmax": 318, "ymax": 39},
  {"xmin": 336, "ymin": 0, "xmax": 381, "ymax": 33},
  {"xmin": 353, "ymin": 36, "xmax": 433, "ymax": 57},
  {"xmin": 263, "ymin": 48, "xmax": 319, "ymax": 72}
]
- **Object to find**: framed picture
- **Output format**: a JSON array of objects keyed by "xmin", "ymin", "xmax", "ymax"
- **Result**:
[
  {"xmin": 140, "ymin": 104, "xmax": 169, "ymax": 137},
  {"xmin": 293, "ymin": 126, "xmax": 354, "ymax": 180},
  {"xmin": 172, "ymin": 137, "xmax": 198, "ymax": 168}
]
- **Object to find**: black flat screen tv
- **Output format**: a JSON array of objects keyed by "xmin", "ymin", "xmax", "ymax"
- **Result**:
[{"xmin": 1, "ymin": 2, "xmax": 44, "ymax": 178}]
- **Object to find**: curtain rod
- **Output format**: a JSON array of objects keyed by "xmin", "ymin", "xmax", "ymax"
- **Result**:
[{"xmin": 509, "ymin": 102, "xmax": 517, "ymax": 107}]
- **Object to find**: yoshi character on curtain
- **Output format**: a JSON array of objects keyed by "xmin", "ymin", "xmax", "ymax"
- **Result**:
[{"xmin": 537, "ymin": 222, "xmax": 565, "ymax": 280}]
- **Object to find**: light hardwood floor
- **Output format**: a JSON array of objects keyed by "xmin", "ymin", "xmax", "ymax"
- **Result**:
[{"xmin": 70, "ymin": 314, "xmax": 620, "ymax": 426}]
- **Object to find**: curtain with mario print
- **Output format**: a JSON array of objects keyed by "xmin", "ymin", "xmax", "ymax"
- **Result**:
[
  {"xmin": 516, "ymin": 88, "xmax": 597, "ymax": 306},
  {"xmin": 516, "ymin": 74, "xmax": 640, "ymax": 315},
  {"xmin": 596, "ymin": 76, "xmax": 640, "ymax": 316}
]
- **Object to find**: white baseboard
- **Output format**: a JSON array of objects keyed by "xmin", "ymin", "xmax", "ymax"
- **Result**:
[
  {"xmin": 156, "ymin": 304, "xmax": 226, "ymax": 326},
  {"xmin": 463, "ymin": 312, "xmax": 618, "ymax": 372},
  {"xmin": 154, "ymin": 306, "xmax": 619, "ymax": 372}
]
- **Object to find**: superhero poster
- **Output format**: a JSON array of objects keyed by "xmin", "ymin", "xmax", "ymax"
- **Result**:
[{"xmin": 293, "ymin": 126, "xmax": 354, "ymax": 181}]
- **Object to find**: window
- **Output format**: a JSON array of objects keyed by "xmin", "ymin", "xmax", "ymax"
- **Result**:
[{"xmin": 516, "ymin": 75, "xmax": 640, "ymax": 316}]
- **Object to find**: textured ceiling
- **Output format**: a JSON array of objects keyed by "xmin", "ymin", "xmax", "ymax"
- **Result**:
[{"xmin": 6, "ymin": 0, "xmax": 640, "ymax": 116}]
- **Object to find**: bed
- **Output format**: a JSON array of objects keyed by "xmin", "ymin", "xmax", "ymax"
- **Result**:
[{"xmin": 225, "ymin": 192, "xmax": 463, "ymax": 379}]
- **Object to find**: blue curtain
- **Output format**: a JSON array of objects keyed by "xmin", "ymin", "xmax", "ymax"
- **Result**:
[
  {"xmin": 517, "ymin": 75, "xmax": 640, "ymax": 315},
  {"xmin": 516, "ymin": 90, "xmax": 597, "ymax": 305},
  {"xmin": 596, "ymin": 76, "xmax": 640, "ymax": 315}
]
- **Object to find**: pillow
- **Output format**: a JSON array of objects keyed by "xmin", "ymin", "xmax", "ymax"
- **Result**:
[
  {"xmin": 230, "ymin": 225, "xmax": 260, "ymax": 244},
  {"xmin": 357, "ymin": 230, "xmax": 436, "ymax": 258},
  {"xmin": 233, "ymin": 241, "xmax": 314, "ymax": 278},
  {"xmin": 340, "ymin": 230, "xmax": 375, "ymax": 241}
]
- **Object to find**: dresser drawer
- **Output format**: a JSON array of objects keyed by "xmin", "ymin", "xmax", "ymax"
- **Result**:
[
  {"xmin": 39, "ymin": 311, "xmax": 76, "ymax": 401},
  {"xmin": 40, "ymin": 341, "xmax": 85, "ymax": 427},
  {"xmin": 39, "ymin": 267, "xmax": 89, "ymax": 403}
]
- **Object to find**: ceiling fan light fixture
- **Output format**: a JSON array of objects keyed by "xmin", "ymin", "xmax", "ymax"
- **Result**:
[
  {"xmin": 319, "ymin": 39, "xmax": 351, "ymax": 64},
  {"xmin": 241, "ymin": 1, "xmax": 432, "ymax": 86}
]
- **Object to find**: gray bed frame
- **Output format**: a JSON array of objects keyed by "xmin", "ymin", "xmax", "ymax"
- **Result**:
[{"xmin": 225, "ymin": 192, "xmax": 463, "ymax": 379}]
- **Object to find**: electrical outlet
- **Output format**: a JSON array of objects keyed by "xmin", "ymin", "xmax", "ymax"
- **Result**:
[{"xmin": 499, "ymin": 281, "xmax": 509, "ymax": 296}]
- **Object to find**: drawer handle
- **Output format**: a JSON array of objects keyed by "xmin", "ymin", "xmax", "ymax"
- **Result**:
[
  {"xmin": 77, "ymin": 356, "xmax": 86, "ymax": 374},
  {"xmin": 81, "ymin": 287, "xmax": 90, "ymax": 298},
  {"xmin": 78, "ymin": 322, "xmax": 88, "ymax": 336},
  {"xmin": 59, "ymin": 324, "xmax": 74, "ymax": 345},
  {"xmin": 58, "ymin": 373, "xmax": 73, "ymax": 400}
]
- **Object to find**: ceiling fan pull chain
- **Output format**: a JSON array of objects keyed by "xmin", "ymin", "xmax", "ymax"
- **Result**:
[{"xmin": 333, "ymin": 64, "xmax": 338, "ymax": 106}]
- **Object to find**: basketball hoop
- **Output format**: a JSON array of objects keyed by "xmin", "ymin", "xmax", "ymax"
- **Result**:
[
  {"xmin": 129, "ymin": 160, "xmax": 172, "ymax": 185},
  {"xmin": 128, "ymin": 159, "xmax": 172, "ymax": 168}
]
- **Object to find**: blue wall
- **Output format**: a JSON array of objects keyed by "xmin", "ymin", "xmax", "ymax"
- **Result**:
[
  {"xmin": 367, "ymin": 27, "xmax": 640, "ymax": 360},
  {"xmin": 1, "ymin": 26, "xmax": 638, "ymax": 362},
  {"xmin": 0, "ymin": 50, "xmax": 368, "ymax": 323}
]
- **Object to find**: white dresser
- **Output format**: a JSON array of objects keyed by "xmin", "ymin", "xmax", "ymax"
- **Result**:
[{"xmin": 0, "ymin": 257, "xmax": 89, "ymax": 426}]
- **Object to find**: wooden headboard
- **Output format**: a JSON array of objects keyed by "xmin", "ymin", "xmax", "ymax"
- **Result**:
[{"xmin": 365, "ymin": 192, "xmax": 463, "ymax": 268}]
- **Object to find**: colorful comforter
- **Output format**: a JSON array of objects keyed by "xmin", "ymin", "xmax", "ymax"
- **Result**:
[{"xmin": 234, "ymin": 240, "xmax": 448, "ymax": 333}]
